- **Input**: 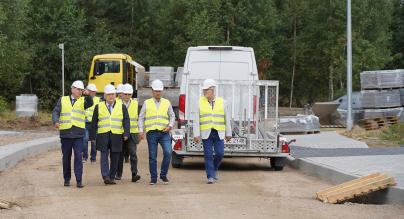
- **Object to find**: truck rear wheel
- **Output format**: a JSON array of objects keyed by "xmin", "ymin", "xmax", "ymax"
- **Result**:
[
  {"xmin": 171, "ymin": 152, "xmax": 183, "ymax": 168},
  {"xmin": 270, "ymin": 157, "xmax": 285, "ymax": 171}
]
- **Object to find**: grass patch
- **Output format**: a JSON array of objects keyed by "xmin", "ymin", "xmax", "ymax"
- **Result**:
[
  {"xmin": 0, "ymin": 110, "xmax": 52, "ymax": 130},
  {"xmin": 381, "ymin": 124, "xmax": 404, "ymax": 145}
]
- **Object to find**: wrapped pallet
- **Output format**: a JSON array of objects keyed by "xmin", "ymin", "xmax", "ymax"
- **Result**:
[
  {"xmin": 361, "ymin": 89, "xmax": 401, "ymax": 109},
  {"xmin": 360, "ymin": 70, "xmax": 403, "ymax": 89}
]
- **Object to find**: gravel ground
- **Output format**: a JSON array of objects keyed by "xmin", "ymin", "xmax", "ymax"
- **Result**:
[{"xmin": 0, "ymin": 140, "xmax": 403, "ymax": 218}]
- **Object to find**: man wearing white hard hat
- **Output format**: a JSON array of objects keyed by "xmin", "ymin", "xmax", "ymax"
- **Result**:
[
  {"xmin": 90, "ymin": 84, "xmax": 130, "ymax": 185},
  {"xmin": 52, "ymin": 80, "xmax": 94, "ymax": 188},
  {"xmin": 116, "ymin": 83, "xmax": 141, "ymax": 182},
  {"xmin": 82, "ymin": 83, "xmax": 100, "ymax": 163},
  {"xmin": 116, "ymin": 83, "xmax": 124, "ymax": 104},
  {"xmin": 138, "ymin": 79, "xmax": 176, "ymax": 185},
  {"xmin": 193, "ymin": 79, "xmax": 232, "ymax": 184}
]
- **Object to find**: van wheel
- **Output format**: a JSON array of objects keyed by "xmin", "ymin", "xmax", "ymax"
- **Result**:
[
  {"xmin": 171, "ymin": 152, "xmax": 183, "ymax": 168},
  {"xmin": 270, "ymin": 157, "xmax": 285, "ymax": 171}
]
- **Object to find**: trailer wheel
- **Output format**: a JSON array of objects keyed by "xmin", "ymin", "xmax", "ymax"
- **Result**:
[
  {"xmin": 270, "ymin": 157, "xmax": 285, "ymax": 171},
  {"xmin": 171, "ymin": 152, "xmax": 183, "ymax": 168}
]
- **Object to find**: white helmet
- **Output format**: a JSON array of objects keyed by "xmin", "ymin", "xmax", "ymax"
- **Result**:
[
  {"xmin": 202, "ymin": 79, "xmax": 216, "ymax": 90},
  {"xmin": 104, "ymin": 84, "xmax": 116, "ymax": 94},
  {"xmin": 151, "ymin": 79, "xmax": 164, "ymax": 91},
  {"xmin": 71, "ymin": 80, "xmax": 85, "ymax": 90},
  {"xmin": 116, "ymin": 84, "xmax": 124, "ymax": 93},
  {"xmin": 86, "ymin": 83, "xmax": 97, "ymax": 92},
  {"xmin": 122, "ymin": 83, "xmax": 134, "ymax": 94}
]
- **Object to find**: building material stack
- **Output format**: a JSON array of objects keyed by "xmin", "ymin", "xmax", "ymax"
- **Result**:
[{"xmin": 359, "ymin": 70, "xmax": 404, "ymax": 130}]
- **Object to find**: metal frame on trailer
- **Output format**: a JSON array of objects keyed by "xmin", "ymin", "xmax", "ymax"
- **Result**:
[{"xmin": 176, "ymin": 79, "xmax": 283, "ymax": 157}]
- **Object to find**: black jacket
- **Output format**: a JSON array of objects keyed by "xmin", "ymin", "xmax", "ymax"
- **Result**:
[
  {"xmin": 90, "ymin": 101, "xmax": 130, "ymax": 152},
  {"xmin": 52, "ymin": 95, "xmax": 93, "ymax": 138}
]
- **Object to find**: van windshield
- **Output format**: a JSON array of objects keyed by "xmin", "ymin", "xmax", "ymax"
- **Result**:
[{"xmin": 95, "ymin": 60, "xmax": 120, "ymax": 75}]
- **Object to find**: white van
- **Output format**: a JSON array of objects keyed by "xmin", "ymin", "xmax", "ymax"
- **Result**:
[{"xmin": 172, "ymin": 46, "xmax": 291, "ymax": 170}]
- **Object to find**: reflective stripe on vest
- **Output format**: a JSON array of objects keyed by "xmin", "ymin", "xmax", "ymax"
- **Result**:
[
  {"xmin": 60, "ymin": 96, "xmax": 85, "ymax": 130},
  {"xmin": 126, "ymin": 99, "xmax": 139, "ymax": 133},
  {"xmin": 97, "ymin": 101, "xmax": 124, "ymax": 134},
  {"xmin": 85, "ymin": 96, "xmax": 100, "ymax": 122},
  {"xmin": 199, "ymin": 96, "xmax": 225, "ymax": 131},
  {"xmin": 144, "ymin": 98, "xmax": 170, "ymax": 132}
]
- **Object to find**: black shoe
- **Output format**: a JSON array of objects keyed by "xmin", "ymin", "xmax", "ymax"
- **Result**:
[
  {"xmin": 149, "ymin": 179, "xmax": 157, "ymax": 185},
  {"xmin": 115, "ymin": 176, "xmax": 122, "ymax": 180},
  {"xmin": 103, "ymin": 176, "xmax": 112, "ymax": 185},
  {"xmin": 90, "ymin": 160, "xmax": 96, "ymax": 164},
  {"xmin": 160, "ymin": 176, "xmax": 169, "ymax": 184},
  {"xmin": 109, "ymin": 179, "xmax": 116, "ymax": 185},
  {"xmin": 76, "ymin": 182, "xmax": 84, "ymax": 188},
  {"xmin": 64, "ymin": 180, "xmax": 70, "ymax": 187},
  {"xmin": 132, "ymin": 175, "xmax": 141, "ymax": 182}
]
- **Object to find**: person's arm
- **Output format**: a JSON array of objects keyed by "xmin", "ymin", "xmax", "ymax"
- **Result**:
[
  {"xmin": 138, "ymin": 102, "xmax": 146, "ymax": 133},
  {"xmin": 83, "ymin": 95, "xmax": 94, "ymax": 109},
  {"xmin": 167, "ymin": 103, "xmax": 176, "ymax": 129},
  {"xmin": 224, "ymin": 100, "xmax": 232, "ymax": 138},
  {"xmin": 122, "ymin": 105, "xmax": 130, "ymax": 140},
  {"xmin": 193, "ymin": 100, "xmax": 201, "ymax": 138},
  {"xmin": 52, "ymin": 98, "xmax": 62, "ymax": 128},
  {"xmin": 90, "ymin": 105, "xmax": 99, "ymax": 141}
]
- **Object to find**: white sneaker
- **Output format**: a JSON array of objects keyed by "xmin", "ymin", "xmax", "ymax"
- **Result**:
[{"xmin": 207, "ymin": 178, "xmax": 215, "ymax": 184}]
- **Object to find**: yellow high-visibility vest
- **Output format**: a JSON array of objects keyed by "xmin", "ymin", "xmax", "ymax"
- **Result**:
[
  {"xmin": 85, "ymin": 96, "xmax": 100, "ymax": 122},
  {"xmin": 199, "ymin": 96, "xmax": 225, "ymax": 131},
  {"xmin": 126, "ymin": 99, "xmax": 139, "ymax": 133},
  {"xmin": 144, "ymin": 98, "xmax": 170, "ymax": 132},
  {"xmin": 59, "ymin": 96, "xmax": 86, "ymax": 130},
  {"xmin": 97, "ymin": 101, "xmax": 124, "ymax": 134}
]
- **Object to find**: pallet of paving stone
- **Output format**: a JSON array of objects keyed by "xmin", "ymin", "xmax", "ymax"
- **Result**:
[
  {"xmin": 361, "ymin": 89, "xmax": 401, "ymax": 109},
  {"xmin": 360, "ymin": 70, "xmax": 403, "ymax": 89},
  {"xmin": 316, "ymin": 172, "xmax": 396, "ymax": 204}
]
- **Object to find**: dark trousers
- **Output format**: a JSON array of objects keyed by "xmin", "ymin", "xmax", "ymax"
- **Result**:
[
  {"xmin": 117, "ymin": 136, "xmax": 138, "ymax": 177},
  {"xmin": 61, "ymin": 138, "xmax": 83, "ymax": 183},
  {"xmin": 99, "ymin": 138, "xmax": 120, "ymax": 179},
  {"xmin": 202, "ymin": 130, "xmax": 224, "ymax": 179},
  {"xmin": 83, "ymin": 123, "xmax": 97, "ymax": 161}
]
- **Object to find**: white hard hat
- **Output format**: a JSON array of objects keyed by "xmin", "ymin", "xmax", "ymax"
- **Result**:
[
  {"xmin": 122, "ymin": 83, "xmax": 134, "ymax": 94},
  {"xmin": 151, "ymin": 79, "xmax": 164, "ymax": 91},
  {"xmin": 104, "ymin": 84, "xmax": 116, "ymax": 94},
  {"xmin": 202, "ymin": 79, "xmax": 216, "ymax": 90},
  {"xmin": 71, "ymin": 80, "xmax": 85, "ymax": 90},
  {"xmin": 86, "ymin": 83, "xmax": 97, "ymax": 92},
  {"xmin": 116, "ymin": 84, "xmax": 124, "ymax": 93}
]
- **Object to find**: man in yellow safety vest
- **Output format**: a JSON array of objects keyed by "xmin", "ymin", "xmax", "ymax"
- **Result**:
[
  {"xmin": 82, "ymin": 83, "xmax": 100, "ymax": 163},
  {"xmin": 138, "ymin": 79, "xmax": 176, "ymax": 185},
  {"xmin": 90, "ymin": 84, "xmax": 130, "ymax": 185},
  {"xmin": 193, "ymin": 79, "xmax": 232, "ymax": 184},
  {"xmin": 52, "ymin": 80, "xmax": 93, "ymax": 188},
  {"xmin": 116, "ymin": 83, "xmax": 141, "ymax": 182}
]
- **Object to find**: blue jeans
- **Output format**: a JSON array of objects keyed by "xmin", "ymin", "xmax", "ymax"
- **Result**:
[
  {"xmin": 146, "ymin": 131, "xmax": 172, "ymax": 181},
  {"xmin": 83, "ymin": 124, "xmax": 97, "ymax": 161},
  {"xmin": 61, "ymin": 138, "xmax": 83, "ymax": 183},
  {"xmin": 202, "ymin": 130, "xmax": 224, "ymax": 179}
]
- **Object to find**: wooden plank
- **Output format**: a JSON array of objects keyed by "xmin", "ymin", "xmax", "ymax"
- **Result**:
[
  {"xmin": 325, "ymin": 177, "xmax": 396, "ymax": 204},
  {"xmin": 316, "ymin": 172, "xmax": 381, "ymax": 200},
  {"xmin": 316, "ymin": 173, "xmax": 396, "ymax": 204}
]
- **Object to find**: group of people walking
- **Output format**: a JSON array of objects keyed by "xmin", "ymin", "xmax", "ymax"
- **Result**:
[{"xmin": 52, "ymin": 78, "xmax": 231, "ymax": 188}]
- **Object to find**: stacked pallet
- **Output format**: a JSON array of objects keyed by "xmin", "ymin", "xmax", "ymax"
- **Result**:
[
  {"xmin": 316, "ymin": 172, "xmax": 396, "ymax": 204},
  {"xmin": 359, "ymin": 70, "xmax": 404, "ymax": 129}
]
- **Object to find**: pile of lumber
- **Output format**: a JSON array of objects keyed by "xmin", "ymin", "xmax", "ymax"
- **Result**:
[{"xmin": 316, "ymin": 172, "xmax": 396, "ymax": 204}]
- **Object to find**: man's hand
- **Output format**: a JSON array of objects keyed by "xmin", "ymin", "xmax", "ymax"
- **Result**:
[
  {"xmin": 123, "ymin": 136, "xmax": 128, "ymax": 141},
  {"xmin": 194, "ymin": 136, "xmax": 201, "ymax": 144},
  {"xmin": 83, "ymin": 89, "xmax": 90, "ymax": 96},
  {"xmin": 139, "ymin": 132, "xmax": 144, "ymax": 140},
  {"xmin": 53, "ymin": 123, "xmax": 60, "ymax": 130},
  {"xmin": 225, "ymin": 136, "xmax": 232, "ymax": 142},
  {"xmin": 163, "ymin": 126, "xmax": 171, "ymax": 133}
]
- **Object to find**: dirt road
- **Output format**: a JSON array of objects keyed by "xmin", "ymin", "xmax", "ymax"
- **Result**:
[{"xmin": 1, "ymin": 140, "xmax": 403, "ymax": 218}]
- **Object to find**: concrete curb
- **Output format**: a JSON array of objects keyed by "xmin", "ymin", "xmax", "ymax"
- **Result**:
[
  {"xmin": 0, "ymin": 136, "xmax": 60, "ymax": 172},
  {"xmin": 287, "ymin": 157, "xmax": 404, "ymax": 204}
]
